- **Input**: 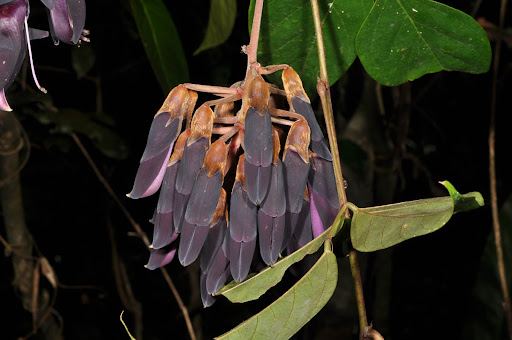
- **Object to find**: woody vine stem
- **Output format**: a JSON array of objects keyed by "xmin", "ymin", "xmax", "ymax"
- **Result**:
[{"xmin": 309, "ymin": 0, "xmax": 373, "ymax": 339}]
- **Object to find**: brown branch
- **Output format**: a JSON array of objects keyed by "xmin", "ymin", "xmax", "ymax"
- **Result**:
[
  {"xmin": 70, "ymin": 132, "xmax": 197, "ymax": 340},
  {"xmin": 489, "ymin": 0, "xmax": 512, "ymax": 337}
]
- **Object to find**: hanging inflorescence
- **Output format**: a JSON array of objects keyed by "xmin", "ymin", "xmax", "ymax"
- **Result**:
[{"xmin": 128, "ymin": 67, "xmax": 340, "ymax": 307}]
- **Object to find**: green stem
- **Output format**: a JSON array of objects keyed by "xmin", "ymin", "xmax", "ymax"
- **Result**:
[{"xmin": 309, "ymin": 1, "xmax": 368, "ymax": 338}]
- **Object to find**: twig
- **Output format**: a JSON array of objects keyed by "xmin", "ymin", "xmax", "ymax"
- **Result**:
[
  {"xmin": 309, "ymin": 1, "xmax": 369, "ymax": 339},
  {"xmin": 71, "ymin": 133, "xmax": 197, "ymax": 340},
  {"xmin": 489, "ymin": 0, "xmax": 512, "ymax": 338},
  {"xmin": 246, "ymin": 0, "xmax": 264, "ymax": 67}
]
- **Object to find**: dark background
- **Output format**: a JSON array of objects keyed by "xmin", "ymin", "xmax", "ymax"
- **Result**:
[{"xmin": 1, "ymin": 0, "xmax": 511, "ymax": 339}]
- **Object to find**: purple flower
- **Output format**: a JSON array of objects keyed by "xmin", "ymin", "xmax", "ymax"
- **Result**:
[
  {"xmin": 0, "ymin": 0, "xmax": 29, "ymax": 111},
  {"xmin": 0, "ymin": 0, "xmax": 87, "ymax": 112},
  {"xmin": 131, "ymin": 66, "xmax": 343, "ymax": 306},
  {"xmin": 40, "ymin": 0, "xmax": 87, "ymax": 45}
]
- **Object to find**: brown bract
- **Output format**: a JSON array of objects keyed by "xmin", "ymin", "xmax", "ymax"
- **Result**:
[
  {"xmin": 210, "ymin": 188, "xmax": 227, "ymax": 226},
  {"xmin": 282, "ymin": 67, "xmax": 310, "ymax": 106},
  {"xmin": 156, "ymin": 85, "xmax": 190, "ymax": 119},
  {"xmin": 169, "ymin": 129, "xmax": 192, "ymax": 165},
  {"xmin": 234, "ymin": 154, "xmax": 246, "ymax": 189},
  {"xmin": 214, "ymin": 101, "xmax": 235, "ymax": 118},
  {"xmin": 188, "ymin": 105, "xmax": 214, "ymax": 145},
  {"xmin": 203, "ymin": 139, "xmax": 229, "ymax": 177},
  {"xmin": 284, "ymin": 120, "xmax": 310, "ymax": 163},
  {"xmin": 238, "ymin": 72, "xmax": 269, "ymax": 124},
  {"xmin": 247, "ymin": 76, "xmax": 270, "ymax": 113},
  {"xmin": 271, "ymin": 127, "xmax": 281, "ymax": 165},
  {"xmin": 185, "ymin": 90, "xmax": 198, "ymax": 124}
]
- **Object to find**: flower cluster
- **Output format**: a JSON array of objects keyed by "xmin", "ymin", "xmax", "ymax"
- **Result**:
[
  {"xmin": 0, "ymin": 0, "xmax": 87, "ymax": 111},
  {"xmin": 129, "ymin": 67, "xmax": 340, "ymax": 307}
]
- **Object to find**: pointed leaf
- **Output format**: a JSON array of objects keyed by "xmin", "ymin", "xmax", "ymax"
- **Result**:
[
  {"xmin": 350, "ymin": 181, "xmax": 484, "ymax": 252},
  {"xmin": 194, "ymin": 0, "xmax": 237, "ymax": 55},
  {"xmin": 217, "ymin": 216, "xmax": 343, "ymax": 303},
  {"xmin": 129, "ymin": 0, "xmax": 189, "ymax": 93},
  {"xmin": 215, "ymin": 245, "xmax": 338, "ymax": 340},
  {"xmin": 356, "ymin": 0, "xmax": 492, "ymax": 86},
  {"xmin": 249, "ymin": 0, "xmax": 373, "ymax": 95}
]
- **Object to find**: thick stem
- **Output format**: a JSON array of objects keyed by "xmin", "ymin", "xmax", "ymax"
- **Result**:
[
  {"xmin": 309, "ymin": 1, "xmax": 368, "ymax": 338},
  {"xmin": 489, "ymin": 0, "xmax": 512, "ymax": 337}
]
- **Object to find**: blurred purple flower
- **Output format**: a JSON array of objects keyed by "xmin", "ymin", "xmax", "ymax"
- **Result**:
[{"xmin": 40, "ymin": 0, "xmax": 87, "ymax": 45}]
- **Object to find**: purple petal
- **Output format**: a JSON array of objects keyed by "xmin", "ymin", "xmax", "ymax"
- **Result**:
[
  {"xmin": 259, "ymin": 160, "xmax": 286, "ymax": 217},
  {"xmin": 229, "ymin": 236, "xmax": 256, "ymax": 283},
  {"xmin": 245, "ymin": 161, "xmax": 271, "ymax": 205},
  {"xmin": 281, "ymin": 198, "xmax": 311, "ymax": 252},
  {"xmin": 310, "ymin": 139, "xmax": 333, "ymax": 161},
  {"xmin": 258, "ymin": 211, "xmax": 285, "ymax": 266},
  {"xmin": 145, "ymin": 245, "xmax": 177, "ymax": 270},
  {"xmin": 175, "ymin": 137, "xmax": 209, "ymax": 195},
  {"xmin": 291, "ymin": 97, "xmax": 325, "ymax": 143},
  {"xmin": 200, "ymin": 216, "xmax": 227, "ymax": 273},
  {"xmin": 67, "ymin": 0, "xmax": 86, "ymax": 44},
  {"xmin": 0, "ymin": 90, "xmax": 12, "ymax": 112},
  {"xmin": 291, "ymin": 200, "xmax": 312, "ymax": 248},
  {"xmin": 140, "ymin": 113, "xmax": 180, "ymax": 162},
  {"xmin": 178, "ymin": 221, "xmax": 210, "ymax": 266},
  {"xmin": 184, "ymin": 169, "xmax": 223, "ymax": 226},
  {"xmin": 39, "ymin": 0, "xmax": 54, "ymax": 9},
  {"xmin": 151, "ymin": 211, "xmax": 177, "ymax": 249},
  {"xmin": 309, "ymin": 183, "xmax": 338, "ymax": 238},
  {"xmin": 206, "ymin": 232, "xmax": 230, "ymax": 294},
  {"xmin": 48, "ymin": 0, "xmax": 72, "ymax": 44},
  {"xmin": 308, "ymin": 155, "xmax": 340, "ymax": 211},
  {"xmin": 229, "ymin": 181, "xmax": 257, "ymax": 242},
  {"xmin": 282, "ymin": 150, "xmax": 310, "ymax": 213},
  {"xmin": 156, "ymin": 161, "xmax": 179, "ymax": 214},
  {"xmin": 28, "ymin": 28, "xmax": 50, "ymax": 40},
  {"xmin": 200, "ymin": 271, "xmax": 216, "ymax": 307},
  {"xmin": 0, "ymin": 0, "xmax": 27, "ymax": 93},
  {"xmin": 243, "ymin": 107, "xmax": 273, "ymax": 167},
  {"xmin": 128, "ymin": 144, "xmax": 173, "ymax": 199},
  {"xmin": 172, "ymin": 191, "xmax": 189, "ymax": 233}
]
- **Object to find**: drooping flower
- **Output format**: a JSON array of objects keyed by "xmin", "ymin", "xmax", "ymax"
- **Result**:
[
  {"xmin": 0, "ymin": 0, "xmax": 87, "ymax": 111},
  {"xmin": 40, "ymin": 0, "xmax": 87, "ymax": 45},
  {"xmin": 132, "ymin": 65, "xmax": 342, "ymax": 306},
  {"xmin": 0, "ymin": 0, "xmax": 29, "ymax": 111}
]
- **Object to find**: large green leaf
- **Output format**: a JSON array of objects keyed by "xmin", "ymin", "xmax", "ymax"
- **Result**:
[
  {"xmin": 215, "ymin": 243, "xmax": 338, "ymax": 340},
  {"xmin": 194, "ymin": 0, "xmax": 237, "ymax": 55},
  {"xmin": 249, "ymin": 0, "xmax": 372, "ymax": 95},
  {"xmin": 129, "ymin": 0, "xmax": 189, "ymax": 93},
  {"xmin": 217, "ymin": 213, "xmax": 343, "ymax": 303},
  {"xmin": 350, "ymin": 181, "xmax": 484, "ymax": 251},
  {"xmin": 355, "ymin": 0, "xmax": 491, "ymax": 86}
]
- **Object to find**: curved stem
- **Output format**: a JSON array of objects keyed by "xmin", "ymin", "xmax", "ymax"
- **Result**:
[
  {"xmin": 489, "ymin": 0, "xmax": 512, "ymax": 337},
  {"xmin": 309, "ymin": 1, "xmax": 368, "ymax": 338}
]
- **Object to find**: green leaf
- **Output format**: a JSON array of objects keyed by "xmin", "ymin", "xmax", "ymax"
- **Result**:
[
  {"xmin": 28, "ymin": 107, "xmax": 129, "ymax": 160},
  {"xmin": 350, "ymin": 181, "xmax": 484, "ymax": 251},
  {"xmin": 215, "ymin": 244, "xmax": 338, "ymax": 340},
  {"xmin": 71, "ymin": 44, "xmax": 96, "ymax": 79},
  {"xmin": 218, "ymin": 214, "xmax": 343, "ymax": 303},
  {"xmin": 355, "ymin": 0, "xmax": 492, "ymax": 86},
  {"xmin": 129, "ymin": 0, "xmax": 189, "ymax": 93},
  {"xmin": 194, "ymin": 0, "xmax": 237, "ymax": 55},
  {"xmin": 249, "ymin": 0, "xmax": 372, "ymax": 96}
]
